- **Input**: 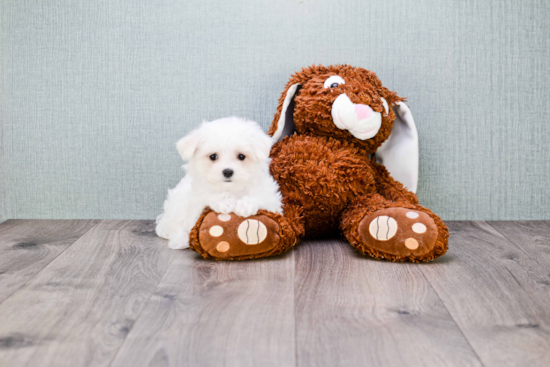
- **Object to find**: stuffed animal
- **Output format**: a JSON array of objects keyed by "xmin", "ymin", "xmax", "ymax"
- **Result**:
[{"xmin": 190, "ymin": 65, "xmax": 448, "ymax": 262}]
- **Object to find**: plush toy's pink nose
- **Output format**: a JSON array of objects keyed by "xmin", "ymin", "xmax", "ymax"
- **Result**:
[{"xmin": 355, "ymin": 104, "xmax": 373, "ymax": 120}]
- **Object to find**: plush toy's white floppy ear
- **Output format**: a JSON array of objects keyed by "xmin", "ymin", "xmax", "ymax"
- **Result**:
[
  {"xmin": 272, "ymin": 83, "xmax": 300, "ymax": 141},
  {"xmin": 375, "ymin": 102, "xmax": 419, "ymax": 193},
  {"xmin": 176, "ymin": 129, "xmax": 201, "ymax": 161}
]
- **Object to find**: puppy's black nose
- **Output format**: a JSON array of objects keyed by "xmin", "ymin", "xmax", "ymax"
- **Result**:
[{"xmin": 222, "ymin": 169, "xmax": 234, "ymax": 178}]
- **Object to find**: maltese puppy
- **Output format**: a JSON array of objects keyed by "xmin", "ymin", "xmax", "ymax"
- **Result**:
[{"xmin": 155, "ymin": 117, "xmax": 283, "ymax": 249}]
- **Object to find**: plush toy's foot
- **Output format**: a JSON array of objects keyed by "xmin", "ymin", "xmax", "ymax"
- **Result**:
[
  {"xmin": 359, "ymin": 207, "xmax": 439, "ymax": 259},
  {"xmin": 189, "ymin": 208, "xmax": 298, "ymax": 260},
  {"xmin": 341, "ymin": 195, "xmax": 448, "ymax": 262}
]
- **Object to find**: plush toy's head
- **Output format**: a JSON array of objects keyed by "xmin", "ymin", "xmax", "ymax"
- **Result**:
[
  {"xmin": 269, "ymin": 64, "xmax": 420, "ymax": 192},
  {"xmin": 268, "ymin": 65, "xmax": 405, "ymax": 153}
]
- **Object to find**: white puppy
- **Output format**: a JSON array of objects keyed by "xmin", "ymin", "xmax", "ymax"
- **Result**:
[{"xmin": 156, "ymin": 117, "xmax": 283, "ymax": 249}]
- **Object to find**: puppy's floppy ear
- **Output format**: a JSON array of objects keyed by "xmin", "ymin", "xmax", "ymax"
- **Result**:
[
  {"xmin": 176, "ymin": 128, "xmax": 202, "ymax": 161},
  {"xmin": 250, "ymin": 132, "xmax": 275, "ymax": 162},
  {"xmin": 268, "ymin": 83, "xmax": 301, "ymax": 141},
  {"xmin": 375, "ymin": 102, "xmax": 419, "ymax": 193}
]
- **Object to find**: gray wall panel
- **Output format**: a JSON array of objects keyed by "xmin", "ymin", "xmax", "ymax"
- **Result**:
[{"xmin": 1, "ymin": 0, "xmax": 549, "ymax": 221}]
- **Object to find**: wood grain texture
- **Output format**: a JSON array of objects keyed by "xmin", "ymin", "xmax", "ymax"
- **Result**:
[
  {"xmin": 111, "ymin": 250, "xmax": 296, "ymax": 367},
  {"xmin": 1, "ymin": 220, "xmax": 549, "ymax": 366},
  {"xmin": 0, "ymin": 220, "xmax": 174, "ymax": 367},
  {"xmin": 420, "ymin": 221, "xmax": 550, "ymax": 367},
  {"xmin": 294, "ymin": 238, "xmax": 482, "ymax": 367},
  {"xmin": 0, "ymin": 220, "xmax": 99, "ymax": 303},
  {"xmin": 488, "ymin": 221, "xmax": 550, "ymax": 268}
]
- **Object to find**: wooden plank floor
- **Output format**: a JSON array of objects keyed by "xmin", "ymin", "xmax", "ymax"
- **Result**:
[{"xmin": 0, "ymin": 220, "xmax": 548, "ymax": 367}]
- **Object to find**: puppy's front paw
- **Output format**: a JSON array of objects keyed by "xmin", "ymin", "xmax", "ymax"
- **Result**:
[
  {"xmin": 211, "ymin": 198, "xmax": 237, "ymax": 214},
  {"xmin": 168, "ymin": 231, "xmax": 190, "ymax": 250},
  {"xmin": 234, "ymin": 198, "xmax": 260, "ymax": 218}
]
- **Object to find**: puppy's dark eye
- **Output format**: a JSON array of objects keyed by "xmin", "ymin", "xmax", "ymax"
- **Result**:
[
  {"xmin": 237, "ymin": 154, "xmax": 246, "ymax": 161},
  {"xmin": 330, "ymin": 83, "xmax": 339, "ymax": 88},
  {"xmin": 209, "ymin": 154, "xmax": 217, "ymax": 161}
]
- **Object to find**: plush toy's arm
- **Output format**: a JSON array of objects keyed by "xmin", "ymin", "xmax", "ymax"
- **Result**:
[{"xmin": 370, "ymin": 157, "xmax": 419, "ymax": 204}]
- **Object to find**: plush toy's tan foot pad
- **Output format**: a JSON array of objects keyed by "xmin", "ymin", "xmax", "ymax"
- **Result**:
[
  {"xmin": 198, "ymin": 212, "xmax": 281, "ymax": 259},
  {"xmin": 358, "ymin": 208, "xmax": 438, "ymax": 257}
]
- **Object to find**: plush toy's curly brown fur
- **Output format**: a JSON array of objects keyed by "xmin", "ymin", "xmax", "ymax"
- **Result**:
[
  {"xmin": 268, "ymin": 64, "xmax": 448, "ymax": 260},
  {"xmin": 190, "ymin": 64, "xmax": 448, "ymax": 262}
]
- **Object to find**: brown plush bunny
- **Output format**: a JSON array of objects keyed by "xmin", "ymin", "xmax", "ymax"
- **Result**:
[{"xmin": 190, "ymin": 65, "xmax": 448, "ymax": 262}]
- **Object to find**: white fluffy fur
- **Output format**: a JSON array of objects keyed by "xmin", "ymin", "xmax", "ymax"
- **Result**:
[{"xmin": 156, "ymin": 117, "xmax": 283, "ymax": 250}]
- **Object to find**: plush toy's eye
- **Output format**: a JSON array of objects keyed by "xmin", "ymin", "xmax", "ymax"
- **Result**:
[
  {"xmin": 380, "ymin": 97, "xmax": 389, "ymax": 115},
  {"xmin": 237, "ymin": 154, "xmax": 246, "ymax": 161},
  {"xmin": 323, "ymin": 75, "xmax": 345, "ymax": 89},
  {"xmin": 209, "ymin": 154, "xmax": 217, "ymax": 161}
]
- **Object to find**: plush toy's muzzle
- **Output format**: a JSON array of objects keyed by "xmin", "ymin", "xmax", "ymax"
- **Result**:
[{"xmin": 331, "ymin": 93, "xmax": 389, "ymax": 140}]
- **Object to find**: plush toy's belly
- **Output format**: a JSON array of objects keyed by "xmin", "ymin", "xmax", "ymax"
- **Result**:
[{"xmin": 270, "ymin": 135, "xmax": 376, "ymax": 235}]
